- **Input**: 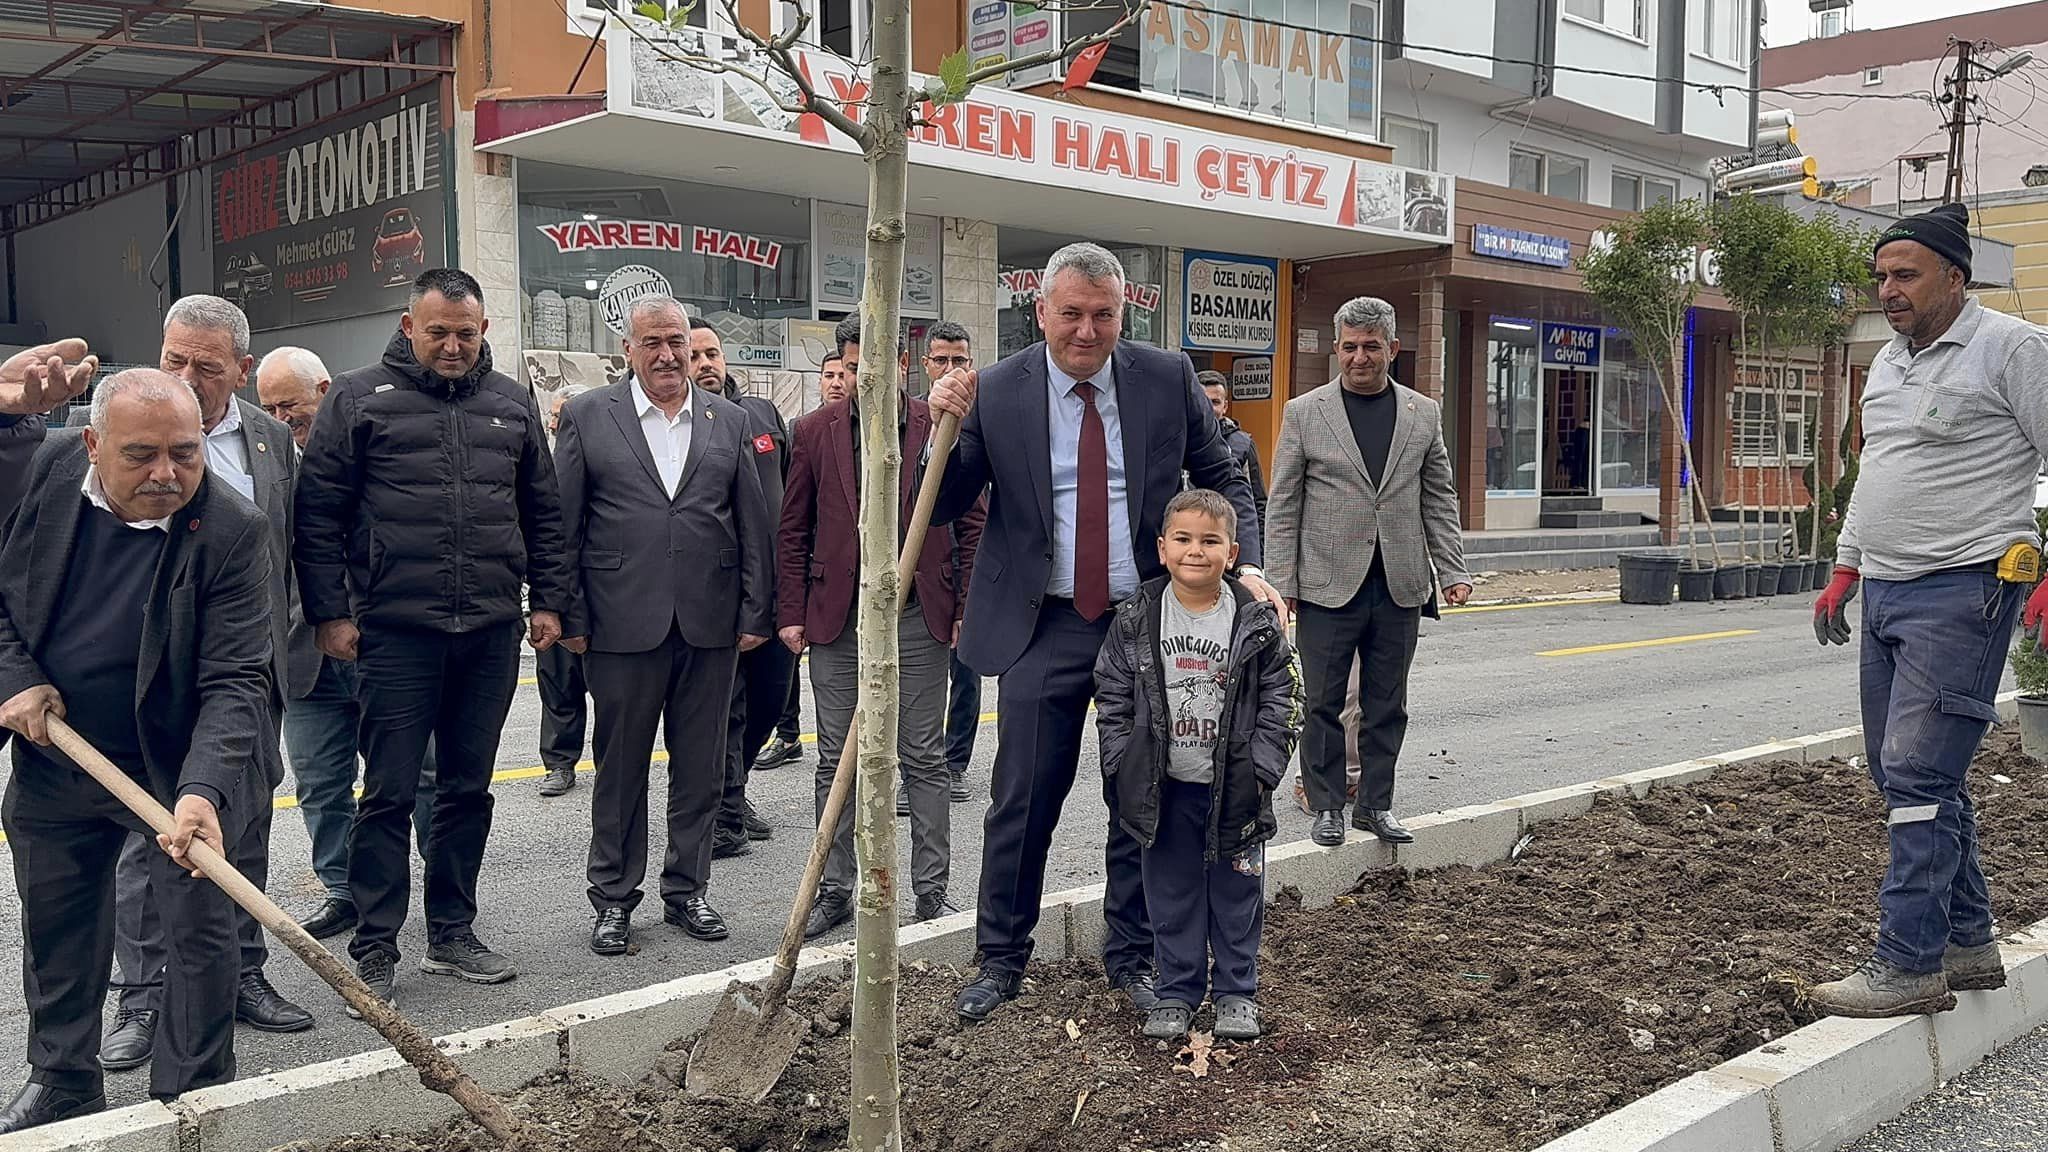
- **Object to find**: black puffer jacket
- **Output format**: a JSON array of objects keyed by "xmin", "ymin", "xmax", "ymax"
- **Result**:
[
  {"xmin": 1219, "ymin": 417, "xmax": 1267, "ymax": 530},
  {"xmin": 1094, "ymin": 576, "xmax": 1302, "ymax": 858},
  {"xmin": 294, "ymin": 329, "xmax": 571, "ymax": 633}
]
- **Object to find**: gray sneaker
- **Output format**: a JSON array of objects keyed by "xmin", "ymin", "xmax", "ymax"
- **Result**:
[
  {"xmin": 1944, "ymin": 941, "xmax": 2008, "ymax": 991},
  {"xmin": 420, "ymin": 932, "xmax": 517, "ymax": 985},
  {"xmin": 1810, "ymin": 958, "xmax": 1955, "ymax": 1018}
]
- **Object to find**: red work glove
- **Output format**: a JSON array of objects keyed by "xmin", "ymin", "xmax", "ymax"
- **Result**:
[
  {"xmin": 1814, "ymin": 566, "xmax": 1859, "ymax": 646},
  {"xmin": 2022, "ymin": 579, "xmax": 2048, "ymax": 648}
]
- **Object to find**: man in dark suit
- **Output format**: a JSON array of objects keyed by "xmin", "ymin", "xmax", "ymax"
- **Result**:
[
  {"xmin": 0, "ymin": 368, "xmax": 273, "ymax": 1131},
  {"xmin": 925, "ymin": 242, "xmax": 1277, "ymax": 1022},
  {"xmin": 779, "ymin": 315, "xmax": 984, "ymax": 938},
  {"xmin": 555, "ymin": 294, "xmax": 773, "ymax": 956},
  {"xmin": 91, "ymin": 296, "xmax": 310, "ymax": 1070}
]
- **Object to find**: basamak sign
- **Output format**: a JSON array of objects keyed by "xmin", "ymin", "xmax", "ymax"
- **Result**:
[
  {"xmin": 618, "ymin": 24, "xmax": 1452, "ymax": 244},
  {"xmin": 1182, "ymin": 251, "xmax": 1277, "ymax": 353}
]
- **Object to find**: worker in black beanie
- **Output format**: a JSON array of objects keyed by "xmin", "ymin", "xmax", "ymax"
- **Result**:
[{"xmin": 1873, "ymin": 201, "xmax": 1973, "ymax": 280}]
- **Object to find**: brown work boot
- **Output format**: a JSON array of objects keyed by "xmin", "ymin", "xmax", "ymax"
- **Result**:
[
  {"xmin": 1809, "ymin": 958, "xmax": 1956, "ymax": 1018},
  {"xmin": 1944, "ymin": 941, "xmax": 2008, "ymax": 992}
]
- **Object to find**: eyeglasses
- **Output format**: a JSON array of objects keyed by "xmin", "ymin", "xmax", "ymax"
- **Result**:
[{"xmin": 926, "ymin": 355, "xmax": 973, "ymax": 369}]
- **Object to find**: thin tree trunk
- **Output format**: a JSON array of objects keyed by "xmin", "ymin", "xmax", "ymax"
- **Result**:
[
  {"xmin": 849, "ymin": 0, "xmax": 910, "ymax": 1145},
  {"xmin": 1663, "ymin": 333, "xmax": 1718, "ymax": 565}
]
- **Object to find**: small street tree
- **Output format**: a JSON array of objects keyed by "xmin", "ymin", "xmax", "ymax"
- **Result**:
[
  {"xmin": 1579, "ymin": 198, "xmax": 1720, "ymax": 559},
  {"xmin": 619, "ymin": 4, "xmax": 1136, "ymax": 1149},
  {"xmin": 1710, "ymin": 193, "xmax": 1799, "ymax": 564},
  {"xmin": 1777, "ymin": 213, "xmax": 1869, "ymax": 560}
]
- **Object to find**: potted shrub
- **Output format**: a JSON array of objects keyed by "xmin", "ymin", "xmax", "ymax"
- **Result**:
[{"xmin": 2013, "ymin": 631, "xmax": 2048, "ymax": 760}]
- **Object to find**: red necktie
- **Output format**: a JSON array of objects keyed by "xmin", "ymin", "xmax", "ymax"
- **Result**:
[{"xmin": 1073, "ymin": 381, "xmax": 1110, "ymax": 622}]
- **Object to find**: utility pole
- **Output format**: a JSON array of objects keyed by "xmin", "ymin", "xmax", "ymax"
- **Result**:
[{"xmin": 1942, "ymin": 39, "xmax": 1973, "ymax": 203}]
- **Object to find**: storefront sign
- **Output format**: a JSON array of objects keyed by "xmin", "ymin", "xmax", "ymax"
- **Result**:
[
  {"xmin": 812, "ymin": 201, "xmax": 942, "ymax": 318},
  {"xmin": 621, "ymin": 26, "xmax": 1453, "ymax": 244},
  {"xmin": 1541, "ymin": 323, "xmax": 1602, "ymax": 367},
  {"xmin": 1181, "ymin": 251, "xmax": 1277, "ymax": 354},
  {"xmin": 597, "ymin": 264, "xmax": 674, "ymax": 337},
  {"xmin": 998, "ymin": 268, "xmax": 1163, "ymax": 312},
  {"xmin": 1139, "ymin": 0, "xmax": 1380, "ymax": 136},
  {"xmin": 1296, "ymin": 329, "xmax": 1320, "ymax": 354},
  {"xmin": 1230, "ymin": 356, "xmax": 1273, "ymax": 401},
  {"xmin": 1589, "ymin": 228, "xmax": 1723, "ymax": 286},
  {"xmin": 213, "ymin": 91, "xmax": 445, "ymax": 332},
  {"xmin": 537, "ymin": 217, "xmax": 784, "ymax": 269},
  {"xmin": 1471, "ymin": 223, "xmax": 1571, "ymax": 268}
]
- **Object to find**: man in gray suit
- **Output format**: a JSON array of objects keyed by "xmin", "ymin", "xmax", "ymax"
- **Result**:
[
  {"xmin": 1266, "ymin": 296, "xmax": 1470, "ymax": 849},
  {"xmin": 0, "ymin": 368, "xmax": 272, "ymax": 1130},
  {"xmin": 96, "ymin": 297, "xmax": 310, "ymax": 1073},
  {"xmin": 555, "ymin": 295, "xmax": 773, "ymax": 956}
]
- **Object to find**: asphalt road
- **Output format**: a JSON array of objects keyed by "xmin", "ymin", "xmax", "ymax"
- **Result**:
[
  {"xmin": 0, "ymin": 589, "xmax": 1902, "ymax": 1104},
  {"xmin": 1848, "ymin": 1021, "xmax": 2048, "ymax": 1151}
]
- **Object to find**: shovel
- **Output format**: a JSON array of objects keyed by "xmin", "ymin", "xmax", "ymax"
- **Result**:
[
  {"xmin": 44, "ymin": 717, "xmax": 543, "ymax": 1150},
  {"xmin": 685, "ymin": 407, "xmax": 963, "ymax": 1103}
]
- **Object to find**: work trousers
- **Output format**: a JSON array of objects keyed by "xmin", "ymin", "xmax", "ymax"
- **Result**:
[{"xmin": 1860, "ymin": 566, "xmax": 2020, "ymax": 973}]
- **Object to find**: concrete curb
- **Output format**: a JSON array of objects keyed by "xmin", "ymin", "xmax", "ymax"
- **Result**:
[{"xmin": 3, "ymin": 703, "xmax": 2016, "ymax": 1152}]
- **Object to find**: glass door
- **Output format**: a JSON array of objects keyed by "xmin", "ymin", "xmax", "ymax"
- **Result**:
[{"xmin": 1543, "ymin": 366, "xmax": 1597, "ymax": 496}]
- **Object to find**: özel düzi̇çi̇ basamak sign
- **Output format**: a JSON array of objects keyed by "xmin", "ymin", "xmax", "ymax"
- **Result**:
[{"xmin": 1182, "ymin": 251, "xmax": 1278, "ymax": 354}]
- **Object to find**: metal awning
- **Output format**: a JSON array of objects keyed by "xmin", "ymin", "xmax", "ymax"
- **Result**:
[{"xmin": 0, "ymin": 0, "xmax": 456, "ymax": 234}]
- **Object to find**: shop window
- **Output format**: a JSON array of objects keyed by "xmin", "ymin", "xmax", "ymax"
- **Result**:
[
  {"xmin": 1611, "ymin": 171, "xmax": 1678, "ymax": 211},
  {"xmin": 1510, "ymin": 147, "xmax": 1587, "ymax": 201},
  {"xmin": 1485, "ymin": 317, "xmax": 1540, "ymax": 494},
  {"xmin": 1383, "ymin": 114, "xmax": 1436, "ymax": 169},
  {"xmin": 1126, "ymin": 0, "xmax": 1382, "ymax": 136},
  {"xmin": 1565, "ymin": 0, "xmax": 1645, "ymax": 40},
  {"xmin": 1598, "ymin": 328, "xmax": 1661, "ymax": 490}
]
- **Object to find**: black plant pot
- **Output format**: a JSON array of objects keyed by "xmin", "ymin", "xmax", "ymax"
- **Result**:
[
  {"xmin": 1713, "ymin": 565, "xmax": 1747, "ymax": 599},
  {"xmin": 1678, "ymin": 564, "xmax": 1716, "ymax": 602},
  {"xmin": 1743, "ymin": 563, "xmax": 1763, "ymax": 598},
  {"xmin": 1811, "ymin": 558, "xmax": 1831, "ymax": 591},
  {"xmin": 1619, "ymin": 551, "xmax": 1680, "ymax": 606},
  {"xmin": 1776, "ymin": 560, "xmax": 1807, "ymax": 596},
  {"xmin": 1755, "ymin": 561, "xmax": 1784, "ymax": 598}
]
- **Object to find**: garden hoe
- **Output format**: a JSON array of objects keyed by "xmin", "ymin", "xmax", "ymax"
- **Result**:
[
  {"xmin": 686, "ymin": 406, "xmax": 963, "ymax": 1104},
  {"xmin": 45, "ymin": 716, "xmax": 544, "ymax": 1150}
]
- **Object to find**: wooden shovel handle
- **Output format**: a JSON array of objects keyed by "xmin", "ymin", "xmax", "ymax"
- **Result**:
[
  {"xmin": 762, "ymin": 409, "xmax": 961, "ymax": 1013},
  {"xmin": 43, "ymin": 717, "xmax": 538, "ymax": 1149}
]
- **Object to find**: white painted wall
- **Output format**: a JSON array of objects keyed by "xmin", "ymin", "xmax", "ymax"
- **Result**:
[
  {"xmin": 1550, "ymin": 6, "xmax": 1662, "ymax": 129},
  {"xmin": 1403, "ymin": 86, "xmax": 1715, "ymax": 202},
  {"xmin": 1401, "ymin": 0, "xmax": 1496, "ymax": 79},
  {"xmin": 1683, "ymin": 52, "xmax": 1755, "ymax": 148}
]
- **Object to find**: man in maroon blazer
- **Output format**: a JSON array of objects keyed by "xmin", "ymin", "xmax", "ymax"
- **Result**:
[{"xmin": 778, "ymin": 315, "xmax": 985, "ymax": 936}]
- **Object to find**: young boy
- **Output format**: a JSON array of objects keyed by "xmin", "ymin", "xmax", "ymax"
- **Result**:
[{"xmin": 1094, "ymin": 488, "xmax": 1303, "ymax": 1042}]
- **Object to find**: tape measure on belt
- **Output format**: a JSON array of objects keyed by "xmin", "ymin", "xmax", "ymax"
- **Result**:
[{"xmin": 1998, "ymin": 542, "xmax": 2042, "ymax": 584}]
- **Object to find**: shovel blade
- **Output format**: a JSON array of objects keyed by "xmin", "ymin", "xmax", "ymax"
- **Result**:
[{"xmin": 684, "ymin": 985, "xmax": 809, "ymax": 1104}]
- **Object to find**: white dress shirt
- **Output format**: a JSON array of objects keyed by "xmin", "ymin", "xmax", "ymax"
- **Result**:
[
  {"xmin": 634, "ymin": 378, "xmax": 693, "ymax": 498},
  {"xmin": 81, "ymin": 465, "xmax": 172, "ymax": 532},
  {"xmin": 206, "ymin": 399, "xmax": 255, "ymax": 503},
  {"xmin": 1044, "ymin": 349, "xmax": 1136, "ymax": 600}
]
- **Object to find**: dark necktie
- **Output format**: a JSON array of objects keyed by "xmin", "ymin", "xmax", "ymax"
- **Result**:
[{"xmin": 1073, "ymin": 381, "xmax": 1110, "ymax": 622}]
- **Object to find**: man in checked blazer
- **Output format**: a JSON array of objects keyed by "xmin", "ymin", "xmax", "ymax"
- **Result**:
[
  {"xmin": 1266, "ymin": 295, "xmax": 1469, "ymax": 850},
  {"xmin": 554, "ymin": 294, "xmax": 773, "ymax": 957}
]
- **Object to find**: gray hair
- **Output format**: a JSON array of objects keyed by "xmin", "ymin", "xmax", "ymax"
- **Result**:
[
  {"xmin": 90, "ymin": 368, "xmax": 200, "ymax": 433},
  {"xmin": 1334, "ymin": 296, "xmax": 1398, "ymax": 343},
  {"xmin": 554, "ymin": 383, "xmax": 591, "ymax": 403},
  {"xmin": 624, "ymin": 293, "xmax": 689, "ymax": 338},
  {"xmin": 1042, "ymin": 242, "xmax": 1126, "ymax": 297},
  {"xmin": 164, "ymin": 295, "xmax": 252, "ymax": 361},
  {"xmin": 257, "ymin": 346, "xmax": 329, "ymax": 390}
]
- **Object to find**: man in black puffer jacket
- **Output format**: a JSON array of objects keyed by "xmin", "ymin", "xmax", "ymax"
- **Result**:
[{"xmin": 294, "ymin": 268, "xmax": 570, "ymax": 1010}]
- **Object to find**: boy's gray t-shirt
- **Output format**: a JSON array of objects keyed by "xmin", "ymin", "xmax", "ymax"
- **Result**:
[{"xmin": 1159, "ymin": 589, "xmax": 1236, "ymax": 784}]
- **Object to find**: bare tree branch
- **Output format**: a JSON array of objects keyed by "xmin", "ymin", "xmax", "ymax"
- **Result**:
[
  {"xmin": 961, "ymin": 0, "xmax": 1141, "ymax": 88},
  {"xmin": 718, "ymin": 0, "xmax": 874, "ymax": 147}
]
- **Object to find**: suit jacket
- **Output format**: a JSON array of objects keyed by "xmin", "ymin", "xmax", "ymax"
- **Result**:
[
  {"xmin": 0, "ymin": 431, "xmax": 272, "ymax": 807},
  {"xmin": 555, "ymin": 379, "xmax": 773, "ymax": 652},
  {"xmin": 71, "ymin": 397, "xmax": 301, "ymax": 706},
  {"xmin": 1264, "ymin": 379, "xmax": 1469, "ymax": 611},
  {"xmin": 932, "ymin": 340, "xmax": 1260, "ymax": 677},
  {"xmin": 778, "ymin": 395, "xmax": 985, "ymax": 647}
]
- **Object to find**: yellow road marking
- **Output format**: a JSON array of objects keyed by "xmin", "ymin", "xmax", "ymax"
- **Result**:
[
  {"xmin": 1539, "ymin": 629, "xmax": 1757, "ymax": 657},
  {"xmin": 0, "ymin": 710, "xmax": 1005, "ymax": 846}
]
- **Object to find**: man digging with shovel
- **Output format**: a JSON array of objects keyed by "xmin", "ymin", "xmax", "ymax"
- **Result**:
[{"xmin": 0, "ymin": 365, "xmax": 267, "ymax": 1131}]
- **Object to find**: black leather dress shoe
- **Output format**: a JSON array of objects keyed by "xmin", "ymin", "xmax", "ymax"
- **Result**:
[
  {"xmin": 538, "ymin": 765, "xmax": 576, "ymax": 796},
  {"xmin": 237, "ymin": 971, "xmax": 314, "ymax": 1032},
  {"xmin": 0, "ymin": 1081, "xmax": 105, "ymax": 1133},
  {"xmin": 954, "ymin": 970, "xmax": 1023, "ymax": 1022},
  {"xmin": 1311, "ymin": 809, "xmax": 1346, "ymax": 847},
  {"xmin": 591, "ymin": 908, "xmax": 631, "ymax": 955},
  {"xmin": 99, "ymin": 1008, "xmax": 156, "ymax": 1071},
  {"xmin": 804, "ymin": 891, "xmax": 854, "ymax": 939},
  {"xmin": 1355, "ymin": 808, "xmax": 1415, "ymax": 843},
  {"xmin": 739, "ymin": 799, "xmax": 773, "ymax": 841},
  {"xmin": 711, "ymin": 826, "xmax": 752, "ymax": 859},
  {"xmin": 297, "ymin": 897, "xmax": 358, "ymax": 941},
  {"xmin": 664, "ymin": 897, "xmax": 730, "ymax": 941},
  {"xmin": 1113, "ymin": 970, "xmax": 1161, "ymax": 1012}
]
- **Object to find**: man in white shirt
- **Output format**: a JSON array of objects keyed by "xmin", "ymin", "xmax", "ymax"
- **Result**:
[{"xmin": 555, "ymin": 296, "xmax": 773, "ymax": 956}]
